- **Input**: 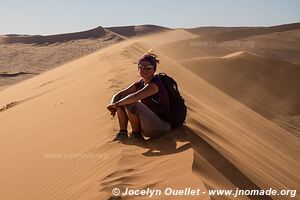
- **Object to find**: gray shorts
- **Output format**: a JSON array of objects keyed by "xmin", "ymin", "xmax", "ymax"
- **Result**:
[{"xmin": 125, "ymin": 101, "xmax": 171, "ymax": 137}]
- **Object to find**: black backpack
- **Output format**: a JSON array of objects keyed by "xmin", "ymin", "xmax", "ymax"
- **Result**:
[{"xmin": 155, "ymin": 73, "xmax": 187, "ymax": 128}]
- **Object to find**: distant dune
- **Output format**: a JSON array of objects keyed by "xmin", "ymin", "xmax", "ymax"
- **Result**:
[
  {"xmin": 187, "ymin": 22, "xmax": 300, "ymax": 41},
  {"xmin": 0, "ymin": 28, "xmax": 125, "ymax": 90},
  {"xmin": 159, "ymin": 22, "xmax": 300, "ymax": 63},
  {"xmin": 1, "ymin": 26, "xmax": 106, "ymax": 44},
  {"xmin": 106, "ymin": 24, "xmax": 170, "ymax": 38},
  {"xmin": 185, "ymin": 26, "xmax": 255, "ymax": 36},
  {"xmin": 1, "ymin": 25, "xmax": 169, "ymax": 45}
]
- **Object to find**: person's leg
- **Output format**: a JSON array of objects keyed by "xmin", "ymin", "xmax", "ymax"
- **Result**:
[
  {"xmin": 113, "ymin": 106, "xmax": 129, "ymax": 140},
  {"xmin": 116, "ymin": 106, "xmax": 128, "ymax": 131},
  {"xmin": 125, "ymin": 105, "xmax": 141, "ymax": 133},
  {"xmin": 125, "ymin": 102, "xmax": 171, "ymax": 138}
]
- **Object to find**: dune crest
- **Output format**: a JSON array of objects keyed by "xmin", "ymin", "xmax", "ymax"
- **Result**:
[{"xmin": 1, "ymin": 26, "xmax": 107, "ymax": 44}]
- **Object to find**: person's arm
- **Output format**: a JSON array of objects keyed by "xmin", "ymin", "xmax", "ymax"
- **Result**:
[
  {"xmin": 110, "ymin": 83, "xmax": 137, "ymax": 103},
  {"xmin": 114, "ymin": 83, "xmax": 159, "ymax": 107},
  {"xmin": 107, "ymin": 82, "xmax": 137, "ymax": 116}
]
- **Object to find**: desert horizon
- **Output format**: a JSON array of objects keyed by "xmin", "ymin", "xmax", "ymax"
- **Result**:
[{"xmin": 0, "ymin": 1, "xmax": 299, "ymax": 199}]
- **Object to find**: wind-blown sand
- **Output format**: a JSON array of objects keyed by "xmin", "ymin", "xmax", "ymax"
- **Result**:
[
  {"xmin": 179, "ymin": 51, "xmax": 300, "ymax": 136},
  {"xmin": 0, "ymin": 25, "xmax": 169, "ymax": 90},
  {"xmin": 0, "ymin": 24, "xmax": 299, "ymax": 200},
  {"xmin": 159, "ymin": 23, "xmax": 300, "ymax": 136}
]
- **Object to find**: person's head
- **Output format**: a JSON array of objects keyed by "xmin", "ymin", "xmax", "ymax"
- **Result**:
[{"xmin": 137, "ymin": 53, "xmax": 159, "ymax": 79}]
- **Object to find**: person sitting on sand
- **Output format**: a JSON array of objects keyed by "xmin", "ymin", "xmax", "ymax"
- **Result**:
[{"xmin": 107, "ymin": 53, "xmax": 171, "ymax": 140}]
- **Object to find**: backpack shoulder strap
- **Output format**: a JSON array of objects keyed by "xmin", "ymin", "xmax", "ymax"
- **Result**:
[
  {"xmin": 134, "ymin": 79, "xmax": 144, "ymax": 91},
  {"xmin": 137, "ymin": 79, "xmax": 144, "ymax": 91}
]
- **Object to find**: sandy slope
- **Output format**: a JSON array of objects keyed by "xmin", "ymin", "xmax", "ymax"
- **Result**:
[
  {"xmin": 159, "ymin": 23, "xmax": 300, "ymax": 64},
  {"xmin": 179, "ymin": 51, "xmax": 300, "ymax": 136},
  {"xmin": 0, "ymin": 29, "xmax": 299, "ymax": 200},
  {"xmin": 158, "ymin": 24, "xmax": 300, "ymax": 136}
]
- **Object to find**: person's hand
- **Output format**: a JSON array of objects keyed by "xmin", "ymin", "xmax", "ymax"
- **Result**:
[{"xmin": 107, "ymin": 103, "xmax": 118, "ymax": 117}]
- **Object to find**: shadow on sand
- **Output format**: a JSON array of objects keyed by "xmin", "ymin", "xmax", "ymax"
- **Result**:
[{"xmin": 118, "ymin": 125, "xmax": 271, "ymax": 200}]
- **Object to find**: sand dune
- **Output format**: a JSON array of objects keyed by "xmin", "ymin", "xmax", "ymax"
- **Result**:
[
  {"xmin": 236, "ymin": 29, "xmax": 300, "ymax": 64},
  {"xmin": 106, "ymin": 24, "xmax": 170, "ymax": 38},
  {"xmin": 185, "ymin": 26, "xmax": 255, "ymax": 37},
  {"xmin": 0, "ymin": 28, "xmax": 299, "ymax": 200},
  {"xmin": 0, "ymin": 29, "xmax": 123, "ymax": 90},
  {"xmin": 0, "ymin": 25, "xmax": 173, "ymax": 90},
  {"xmin": 5, "ymin": 22, "xmax": 298, "ymax": 91},
  {"xmin": 157, "ymin": 23, "xmax": 300, "ymax": 135},
  {"xmin": 158, "ymin": 23, "xmax": 300, "ymax": 63},
  {"xmin": 1, "ymin": 26, "xmax": 107, "ymax": 44},
  {"xmin": 0, "ymin": 25, "xmax": 169, "ymax": 45},
  {"xmin": 187, "ymin": 22, "xmax": 300, "ymax": 42},
  {"xmin": 180, "ymin": 52, "xmax": 300, "ymax": 121}
]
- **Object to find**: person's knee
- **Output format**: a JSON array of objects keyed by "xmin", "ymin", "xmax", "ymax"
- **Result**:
[
  {"xmin": 125, "ymin": 103, "xmax": 139, "ymax": 115},
  {"xmin": 117, "ymin": 105, "xmax": 126, "ymax": 113}
]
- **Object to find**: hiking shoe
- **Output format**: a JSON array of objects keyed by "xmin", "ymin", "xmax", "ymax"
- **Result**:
[
  {"xmin": 130, "ymin": 132, "xmax": 145, "ymax": 141},
  {"xmin": 113, "ymin": 131, "xmax": 128, "ymax": 141}
]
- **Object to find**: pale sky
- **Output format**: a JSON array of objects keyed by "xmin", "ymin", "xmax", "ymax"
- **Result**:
[{"xmin": 0, "ymin": 0, "xmax": 299, "ymax": 35}]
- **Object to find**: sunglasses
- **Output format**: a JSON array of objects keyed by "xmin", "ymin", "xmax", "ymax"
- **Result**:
[{"xmin": 138, "ymin": 64, "xmax": 154, "ymax": 70}]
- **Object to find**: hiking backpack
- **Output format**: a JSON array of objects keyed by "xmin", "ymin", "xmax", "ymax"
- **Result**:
[{"xmin": 155, "ymin": 73, "xmax": 187, "ymax": 128}]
